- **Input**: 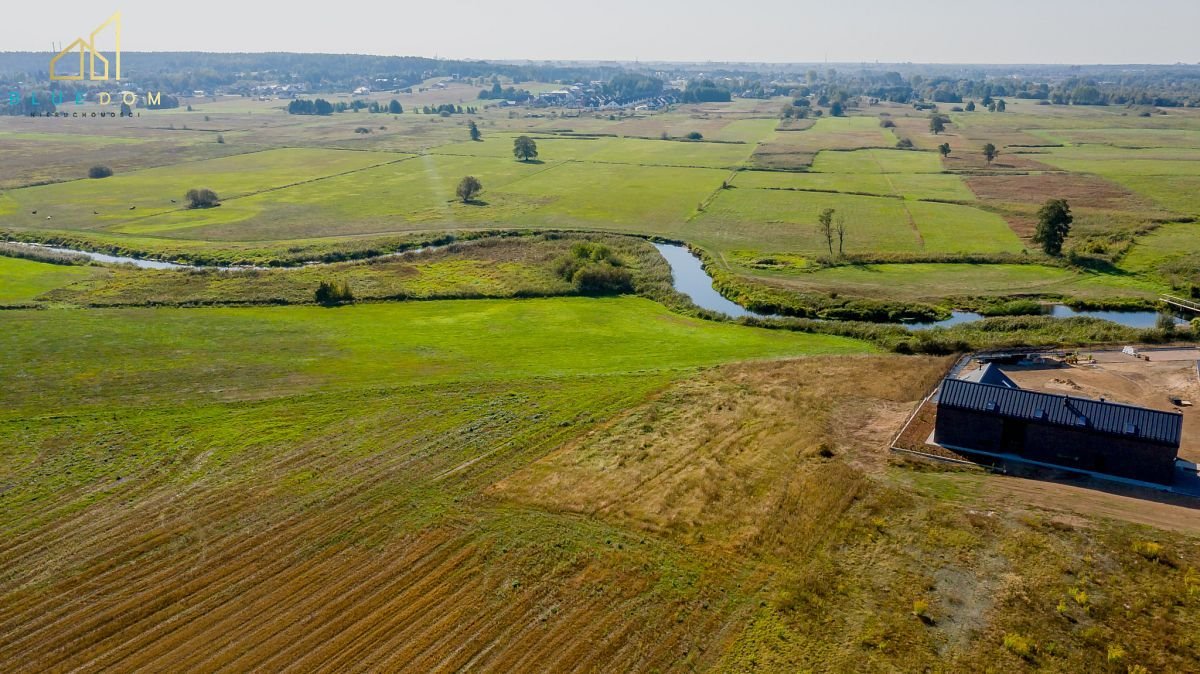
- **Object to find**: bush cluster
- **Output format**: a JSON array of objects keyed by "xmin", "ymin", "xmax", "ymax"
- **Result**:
[
  {"xmin": 314, "ymin": 280, "xmax": 355, "ymax": 305},
  {"xmin": 555, "ymin": 242, "xmax": 633, "ymax": 295}
]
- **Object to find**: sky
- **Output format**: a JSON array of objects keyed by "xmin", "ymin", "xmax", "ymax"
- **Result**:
[{"xmin": 4, "ymin": 0, "xmax": 1200, "ymax": 65}]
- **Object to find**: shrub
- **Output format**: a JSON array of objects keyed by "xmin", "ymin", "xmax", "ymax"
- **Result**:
[
  {"xmin": 879, "ymin": 119, "xmax": 896, "ymax": 128},
  {"xmin": 896, "ymin": 138, "xmax": 914, "ymax": 149},
  {"xmin": 185, "ymin": 188, "xmax": 220, "ymax": 209},
  {"xmin": 911, "ymin": 599, "xmax": 930, "ymax": 620},
  {"xmin": 1132, "ymin": 540, "xmax": 1166, "ymax": 562},
  {"xmin": 571, "ymin": 263, "xmax": 634, "ymax": 294},
  {"xmin": 1107, "ymin": 644, "xmax": 1127, "ymax": 664},
  {"xmin": 1156, "ymin": 313, "xmax": 1177, "ymax": 334},
  {"xmin": 216, "ymin": 134, "xmax": 225, "ymax": 144},
  {"xmin": 1002, "ymin": 632, "xmax": 1035, "ymax": 659},
  {"xmin": 314, "ymin": 280, "xmax": 354, "ymax": 305},
  {"xmin": 685, "ymin": 131, "xmax": 703, "ymax": 140},
  {"xmin": 88, "ymin": 165, "xmax": 114, "ymax": 179}
]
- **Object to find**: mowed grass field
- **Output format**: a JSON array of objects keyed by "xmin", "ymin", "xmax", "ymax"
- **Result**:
[{"xmin": 0, "ymin": 256, "xmax": 103, "ymax": 303}]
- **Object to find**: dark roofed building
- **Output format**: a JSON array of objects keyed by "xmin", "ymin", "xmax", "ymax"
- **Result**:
[{"xmin": 935, "ymin": 377, "xmax": 1182, "ymax": 485}]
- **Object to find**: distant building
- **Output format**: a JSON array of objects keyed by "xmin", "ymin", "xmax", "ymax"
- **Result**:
[{"xmin": 935, "ymin": 367, "xmax": 1182, "ymax": 484}]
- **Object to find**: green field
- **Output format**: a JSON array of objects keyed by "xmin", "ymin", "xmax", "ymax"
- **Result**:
[
  {"xmin": 0, "ymin": 256, "xmax": 101, "ymax": 303},
  {"xmin": 0, "ymin": 297, "xmax": 870, "ymax": 416},
  {"xmin": 694, "ymin": 187, "xmax": 1022, "ymax": 254}
]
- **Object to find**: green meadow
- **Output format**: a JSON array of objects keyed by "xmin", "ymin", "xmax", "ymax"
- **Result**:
[
  {"xmin": 0, "ymin": 256, "xmax": 102, "ymax": 303},
  {"xmin": 0, "ymin": 297, "xmax": 871, "ymax": 416}
]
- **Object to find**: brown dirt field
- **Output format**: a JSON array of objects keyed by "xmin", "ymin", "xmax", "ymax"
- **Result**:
[
  {"xmin": 984, "ymin": 475, "xmax": 1200, "ymax": 535},
  {"xmin": 492, "ymin": 355, "xmax": 951, "ymax": 552},
  {"xmin": 966, "ymin": 173, "xmax": 1155, "ymax": 210},
  {"xmin": 749, "ymin": 143, "xmax": 815, "ymax": 169}
]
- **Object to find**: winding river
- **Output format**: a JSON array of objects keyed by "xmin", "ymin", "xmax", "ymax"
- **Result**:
[
  {"xmin": 6, "ymin": 239, "xmax": 1191, "ymax": 330},
  {"xmin": 653, "ymin": 243, "xmax": 1187, "ymax": 331}
]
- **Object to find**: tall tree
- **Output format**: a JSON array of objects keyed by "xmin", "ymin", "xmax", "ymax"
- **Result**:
[
  {"xmin": 835, "ymin": 214, "xmax": 847, "ymax": 258},
  {"xmin": 929, "ymin": 115, "xmax": 946, "ymax": 135},
  {"xmin": 513, "ymin": 135, "xmax": 538, "ymax": 162},
  {"xmin": 388, "ymin": 99, "xmax": 403, "ymax": 114},
  {"xmin": 818, "ymin": 208, "xmax": 835, "ymax": 257},
  {"xmin": 1033, "ymin": 199, "xmax": 1073, "ymax": 256},
  {"xmin": 965, "ymin": 100, "xmax": 976, "ymax": 112},
  {"xmin": 468, "ymin": 120, "xmax": 482, "ymax": 141},
  {"xmin": 456, "ymin": 175, "xmax": 483, "ymax": 203},
  {"xmin": 982, "ymin": 143, "xmax": 998, "ymax": 165},
  {"xmin": 938, "ymin": 143, "xmax": 951, "ymax": 158}
]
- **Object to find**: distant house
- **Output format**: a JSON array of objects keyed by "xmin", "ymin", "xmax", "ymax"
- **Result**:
[{"xmin": 935, "ymin": 369, "xmax": 1182, "ymax": 484}]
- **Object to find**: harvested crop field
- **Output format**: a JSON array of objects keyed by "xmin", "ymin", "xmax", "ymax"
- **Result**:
[{"xmin": 966, "ymin": 173, "xmax": 1155, "ymax": 211}]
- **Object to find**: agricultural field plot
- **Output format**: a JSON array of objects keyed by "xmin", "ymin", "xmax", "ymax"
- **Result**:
[
  {"xmin": 432, "ymin": 132, "xmax": 755, "ymax": 168},
  {"xmin": 733, "ymin": 262, "xmax": 1167, "ymax": 303},
  {"xmin": 0, "ymin": 256, "xmax": 105, "ymax": 303},
  {"xmin": 1033, "ymin": 148, "xmax": 1200, "ymax": 215},
  {"xmin": 109, "ymin": 157, "xmax": 727, "ymax": 241},
  {"xmin": 750, "ymin": 116, "xmax": 899, "ymax": 169},
  {"xmin": 0, "ymin": 148, "xmax": 406, "ymax": 229},
  {"xmin": 0, "ymin": 297, "xmax": 867, "ymax": 416},
  {"xmin": 108, "ymin": 154, "xmax": 544, "ymax": 239},
  {"xmin": 735, "ymin": 167, "xmax": 975, "ymax": 202},
  {"xmin": 0, "ymin": 127, "xmax": 248, "ymax": 189},
  {"xmin": 1029, "ymin": 127, "xmax": 1200, "ymax": 148},
  {"xmin": 693, "ymin": 187, "xmax": 1021, "ymax": 255},
  {"xmin": 5, "ymin": 322, "xmax": 1197, "ymax": 673},
  {"xmin": 810, "ymin": 148, "xmax": 945, "ymax": 174},
  {"xmin": 495, "ymin": 161, "xmax": 727, "ymax": 234},
  {"xmin": 1119, "ymin": 221, "xmax": 1200, "ymax": 282},
  {"xmin": 774, "ymin": 115, "xmax": 899, "ymax": 153},
  {"xmin": 965, "ymin": 172, "xmax": 1157, "ymax": 211}
]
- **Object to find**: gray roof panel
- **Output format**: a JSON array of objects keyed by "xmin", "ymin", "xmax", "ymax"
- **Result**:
[{"xmin": 939, "ymin": 378, "xmax": 1183, "ymax": 446}]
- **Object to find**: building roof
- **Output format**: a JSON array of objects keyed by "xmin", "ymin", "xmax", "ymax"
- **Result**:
[
  {"xmin": 959, "ymin": 363, "xmax": 1018, "ymax": 389},
  {"xmin": 939, "ymin": 378, "xmax": 1183, "ymax": 446}
]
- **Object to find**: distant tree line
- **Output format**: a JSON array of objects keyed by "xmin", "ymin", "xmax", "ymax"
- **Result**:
[
  {"xmin": 680, "ymin": 79, "xmax": 732, "ymax": 103},
  {"xmin": 478, "ymin": 80, "xmax": 532, "ymax": 102}
]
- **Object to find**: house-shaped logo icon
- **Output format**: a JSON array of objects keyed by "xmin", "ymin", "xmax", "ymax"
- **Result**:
[{"xmin": 50, "ymin": 12, "xmax": 122, "ymax": 81}]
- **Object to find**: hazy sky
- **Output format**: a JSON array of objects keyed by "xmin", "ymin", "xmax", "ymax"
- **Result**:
[{"xmin": 5, "ymin": 0, "xmax": 1200, "ymax": 64}]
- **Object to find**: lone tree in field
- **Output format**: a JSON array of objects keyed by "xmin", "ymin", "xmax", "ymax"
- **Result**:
[
  {"xmin": 818, "ymin": 208, "xmax": 836, "ymax": 257},
  {"xmin": 468, "ymin": 120, "xmax": 482, "ymax": 141},
  {"xmin": 388, "ymin": 99, "xmax": 403, "ymax": 114},
  {"xmin": 513, "ymin": 135, "xmax": 538, "ymax": 162},
  {"xmin": 88, "ymin": 165, "xmax": 113, "ymax": 179},
  {"xmin": 1033, "ymin": 199, "xmax": 1073, "ymax": 256},
  {"xmin": 982, "ymin": 143, "xmax": 999, "ymax": 165},
  {"xmin": 456, "ymin": 175, "xmax": 483, "ymax": 203},
  {"xmin": 185, "ymin": 188, "xmax": 220, "ymax": 209},
  {"xmin": 938, "ymin": 143, "xmax": 951, "ymax": 158},
  {"xmin": 830, "ymin": 101, "xmax": 845, "ymax": 117},
  {"xmin": 835, "ymin": 213, "xmax": 847, "ymax": 258},
  {"xmin": 965, "ymin": 100, "xmax": 976, "ymax": 112},
  {"xmin": 929, "ymin": 115, "xmax": 946, "ymax": 135}
]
